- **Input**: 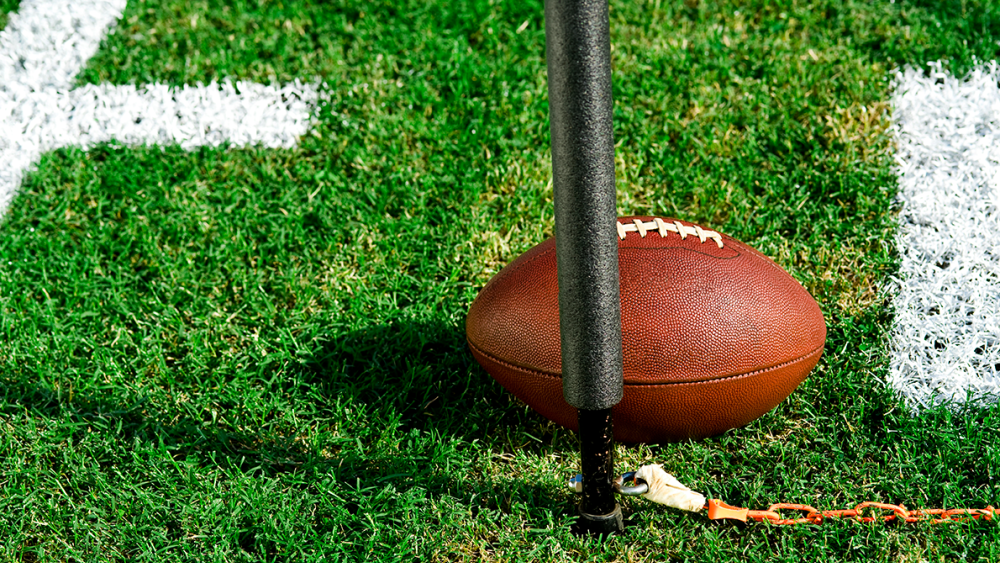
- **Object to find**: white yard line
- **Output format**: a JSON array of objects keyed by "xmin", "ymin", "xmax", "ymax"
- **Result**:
[
  {"xmin": 7, "ymin": 1, "xmax": 992, "ymax": 410},
  {"xmin": 0, "ymin": 0, "xmax": 320, "ymax": 217},
  {"xmin": 891, "ymin": 62, "xmax": 1000, "ymax": 408},
  {"xmin": 0, "ymin": 0, "xmax": 127, "ymax": 93}
]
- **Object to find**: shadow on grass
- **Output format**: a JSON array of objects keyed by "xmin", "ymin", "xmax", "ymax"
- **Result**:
[
  {"xmin": 0, "ymin": 316, "xmax": 579, "ymax": 523},
  {"xmin": 288, "ymin": 316, "xmax": 580, "ymax": 508},
  {"xmin": 301, "ymin": 317, "xmax": 562, "ymax": 442}
]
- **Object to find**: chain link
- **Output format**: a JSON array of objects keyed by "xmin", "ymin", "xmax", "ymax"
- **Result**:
[
  {"xmin": 570, "ymin": 470, "xmax": 999, "ymax": 525},
  {"xmin": 707, "ymin": 499, "xmax": 1000, "ymax": 525}
]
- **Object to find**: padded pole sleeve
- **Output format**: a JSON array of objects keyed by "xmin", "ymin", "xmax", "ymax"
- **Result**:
[{"xmin": 545, "ymin": 0, "xmax": 623, "ymax": 411}]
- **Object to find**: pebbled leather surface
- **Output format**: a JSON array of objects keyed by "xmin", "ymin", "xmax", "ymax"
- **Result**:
[{"xmin": 466, "ymin": 216, "xmax": 827, "ymax": 443}]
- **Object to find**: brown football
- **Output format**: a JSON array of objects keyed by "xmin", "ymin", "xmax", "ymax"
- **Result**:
[{"xmin": 466, "ymin": 216, "xmax": 826, "ymax": 443}]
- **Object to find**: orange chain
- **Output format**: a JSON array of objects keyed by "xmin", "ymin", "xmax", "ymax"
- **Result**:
[{"xmin": 706, "ymin": 499, "xmax": 1000, "ymax": 525}]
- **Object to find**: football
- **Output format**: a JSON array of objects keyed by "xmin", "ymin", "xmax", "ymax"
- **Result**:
[{"xmin": 466, "ymin": 216, "xmax": 826, "ymax": 443}]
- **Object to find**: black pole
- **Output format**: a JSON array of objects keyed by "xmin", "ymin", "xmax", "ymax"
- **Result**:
[{"xmin": 544, "ymin": 0, "xmax": 624, "ymax": 535}]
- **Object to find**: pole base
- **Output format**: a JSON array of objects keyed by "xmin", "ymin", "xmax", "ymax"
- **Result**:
[{"xmin": 574, "ymin": 503, "xmax": 624, "ymax": 536}]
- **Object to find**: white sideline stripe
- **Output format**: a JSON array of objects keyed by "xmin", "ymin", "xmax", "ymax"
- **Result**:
[
  {"xmin": 890, "ymin": 62, "xmax": 1000, "ymax": 408},
  {"xmin": 0, "ymin": 0, "xmax": 321, "ymax": 218}
]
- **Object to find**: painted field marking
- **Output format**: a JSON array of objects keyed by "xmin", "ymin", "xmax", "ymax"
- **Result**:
[
  {"xmin": 0, "ymin": 0, "xmax": 320, "ymax": 217},
  {"xmin": 4, "ymin": 1, "xmax": 995, "ymax": 409},
  {"xmin": 890, "ymin": 62, "xmax": 1000, "ymax": 408}
]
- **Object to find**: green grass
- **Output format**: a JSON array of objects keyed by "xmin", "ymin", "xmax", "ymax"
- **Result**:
[
  {"xmin": 0, "ymin": 0, "xmax": 20, "ymax": 31},
  {"xmin": 2, "ymin": 0, "xmax": 1000, "ymax": 560}
]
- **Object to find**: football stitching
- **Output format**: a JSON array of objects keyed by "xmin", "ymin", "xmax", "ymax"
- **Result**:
[
  {"xmin": 493, "ymin": 217, "xmax": 731, "ymax": 287},
  {"xmin": 468, "ymin": 337, "xmax": 825, "ymax": 387},
  {"xmin": 617, "ymin": 218, "xmax": 724, "ymax": 248},
  {"xmin": 623, "ymin": 218, "xmax": 802, "ymax": 289}
]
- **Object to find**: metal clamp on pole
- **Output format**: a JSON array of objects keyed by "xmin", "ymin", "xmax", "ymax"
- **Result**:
[
  {"xmin": 569, "ymin": 471, "xmax": 651, "ymax": 497},
  {"xmin": 544, "ymin": 0, "xmax": 623, "ymax": 536}
]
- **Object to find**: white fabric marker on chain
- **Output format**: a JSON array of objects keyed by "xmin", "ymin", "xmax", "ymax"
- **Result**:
[
  {"xmin": 890, "ymin": 62, "xmax": 1000, "ymax": 408},
  {"xmin": 634, "ymin": 464, "xmax": 706, "ymax": 512},
  {"xmin": 568, "ymin": 465, "xmax": 706, "ymax": 513},
  {"xmin": 0, "ymin": 0, "xmax": 320, "ymax": 218}
]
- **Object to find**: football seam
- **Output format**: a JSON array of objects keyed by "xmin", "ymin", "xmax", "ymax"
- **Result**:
[
  {"xmin": 467, "ymin": 337, "xmax": 824, "ymax": 387},
  {"xmin": 723, "ymin": 235, "xmax": 806, "ymax": 287},
  {"xmin": 494, "ymin": 219, "xmax": 741, "ymax": 287},
  {"xmin": 491, "ymin": 217, "xmax": 775, "ymax": 270},
  {"xmin": 717, "ymin": 234, "xmax": 820, "ymax": 304}
]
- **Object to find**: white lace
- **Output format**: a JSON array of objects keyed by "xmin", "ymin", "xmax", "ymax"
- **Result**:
[{"xmin": 616, "ymin": 218, "xmax": 724, "ymax": 248}]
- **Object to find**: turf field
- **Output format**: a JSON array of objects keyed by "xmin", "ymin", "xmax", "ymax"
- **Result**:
[{"xmin": 2, "ymin": 0, "xmax": 1000, "ymax": 560}]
